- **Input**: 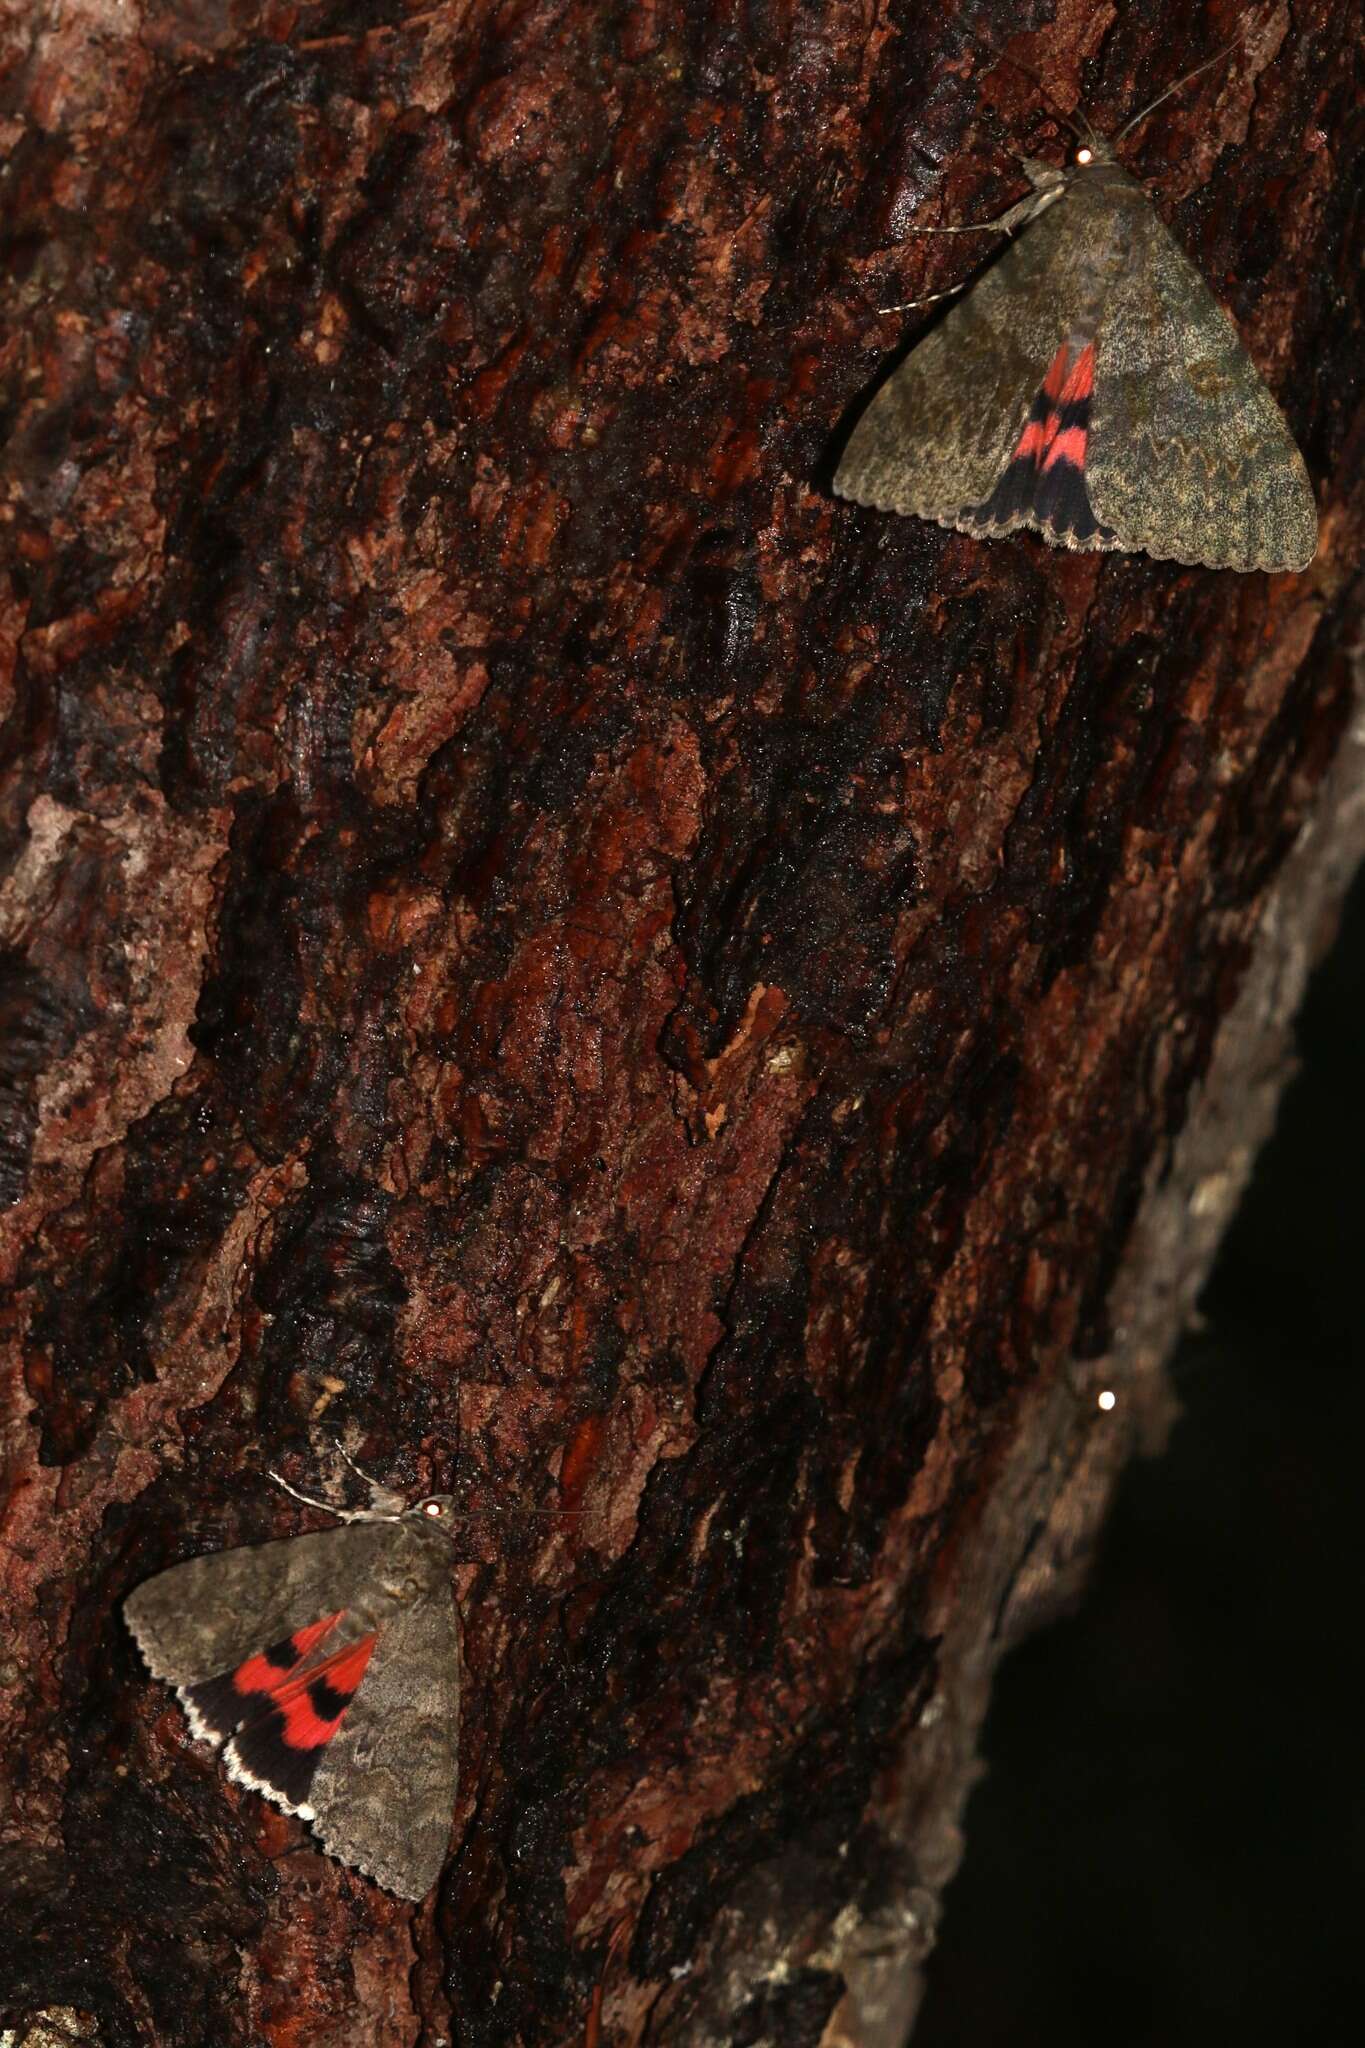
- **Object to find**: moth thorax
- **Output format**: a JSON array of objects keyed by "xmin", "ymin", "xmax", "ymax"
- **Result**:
[
  {"xmin": 1067, "ymin": 198, "xmax": 1136, "ymax": 332},
  {"xmin": 365, "ymin": 1484, "xmax": 412, "ymax": 1519}
]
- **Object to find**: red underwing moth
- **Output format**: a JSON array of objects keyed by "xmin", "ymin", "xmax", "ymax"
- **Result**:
[
  {"xmin": 124, "ymin": 1468, "xmax": 462, "ymax": 1900},
  {"xmin": 834, "ymin": 60, "xmax": 1318, "ymax": 572}
]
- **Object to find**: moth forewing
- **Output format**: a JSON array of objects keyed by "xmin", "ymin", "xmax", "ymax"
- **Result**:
[
  {"xmin": 1086, "ymin": 197, "xmax": 1318, "ymax": 570},
  {"xmin": 307, "ymin": 1540, "xmax": 463, "ymax": 1900},
  {"xmin": 123, "ymin": 1521, "xmax": 392, "ymax": 1686}
]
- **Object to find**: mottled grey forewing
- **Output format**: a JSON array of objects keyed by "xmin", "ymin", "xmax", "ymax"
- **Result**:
[
  {"xmin": 306, "ymin": 1543, "xmax": 462, "ymax": 1899},
  {"xmin": 125, "ymin": 1521, "xmax": 391, "ymax": 1684},
  {"xmin": 1089, "ymin": 205, "xmax": 1317, "ymax": 570},
  {"xmin": 834, "ymin": 186, "xmax": 1086, "ymax": 521}
]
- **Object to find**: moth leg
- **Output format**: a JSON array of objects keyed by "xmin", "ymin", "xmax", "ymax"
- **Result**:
[
  {"xmin": 267, "ymin": 1468, "xmax": 364, "ymax": 1519},
  {"xmin": 310, "ymin": 1439, "xmax": 412, "ymax": 1519},
  {"xmin": 909, "ymin": 190, "xmax": 1046, "ymax": 238},
  {"xmin": 335, "ymin": 1441, "xmax": 375, "ymax": 1482},
  {"xmin": 878, "ymin": 283, "xmax": 969, "ymax": 313},
  {"xmin": 878, "ymin": 187, "xmax": 1054, "ymax": 311}
]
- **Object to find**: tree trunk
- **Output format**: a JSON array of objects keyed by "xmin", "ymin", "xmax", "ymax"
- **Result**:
[{"xmin": 2, "ymin": 3, "xmax": 1362, "ymax": 2046}]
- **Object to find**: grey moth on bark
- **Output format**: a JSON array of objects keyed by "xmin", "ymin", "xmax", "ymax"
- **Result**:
[
  {"xmin": 125, "ymin": 1479, "xmax": 462, "ymax": 1900},
  {"xmin": 835, "ymin": 113, "xmax": 1318, "ymax": 573}
]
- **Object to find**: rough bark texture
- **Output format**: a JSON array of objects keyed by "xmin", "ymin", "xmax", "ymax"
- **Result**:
[{"xmin": 1, "ymin": 3, "xmax": 1363, "ymax": 2045}]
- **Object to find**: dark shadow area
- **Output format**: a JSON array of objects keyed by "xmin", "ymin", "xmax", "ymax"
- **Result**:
[{"xmin": 914, "ymin": 864, "xmax": 1365, "ymax": 2048}]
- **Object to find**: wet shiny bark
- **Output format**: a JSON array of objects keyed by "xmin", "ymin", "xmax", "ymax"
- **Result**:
[{"xmin": 1, "ymin": 3, "xmax": 1363, "ymax": 2044}]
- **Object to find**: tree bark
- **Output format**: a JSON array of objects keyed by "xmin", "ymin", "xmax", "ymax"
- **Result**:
[{"xmin": 1, "ymin": 3, "xmax": 1363, "ymax": 2046}]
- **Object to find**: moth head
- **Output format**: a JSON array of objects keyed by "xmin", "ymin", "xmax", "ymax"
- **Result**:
[
  {"xmin": 1071, "ymin": 137, "xmax": 1116, "ymax": 169},
  {"xmin": 410, "ymin": 1493, "xmax": 457, "ymax": 1533}
]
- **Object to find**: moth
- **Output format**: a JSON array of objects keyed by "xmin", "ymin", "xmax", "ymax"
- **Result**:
[
  {"xmin": 834, "ymin": 54, "xmax": 1318, "ymax": 572},
  {"xmin": 124, "ymin": 1462, "xmax": 462, "ymax": 1900}
]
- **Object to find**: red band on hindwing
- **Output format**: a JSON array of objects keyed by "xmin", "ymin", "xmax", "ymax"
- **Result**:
[
  {"xmin": 178, "ymin": 1611, "xmax": 344, "ymax": 1743},
  {"xmin": 1013, "ymin": 419, "xmax": 1050, "ymax": 464},
  {"xmin": 230, "ymin": 1613, "xmax": 343, "ymax": 1701},
  {"xmin": 223, "ymin": 1632, "xmax": 378, "ymax": 1814},
  {"xmin": 969, "ymin": 340, "xmax": 1111, "ymax": 544},
  {"xmin": 1040, "ymin": 341, "xmax": 1072, "ymax": 403},
  {"xmin": 269, "ymin": 1633, "xmax": 377, "ymax": 1750},
  {"xmin": 1042, "ymin": 424, "xmax": 1089, "ymax": 471},
  {"xmin": 1040, "ymin": 344, "xmax": 1096, "ymax": 471}
]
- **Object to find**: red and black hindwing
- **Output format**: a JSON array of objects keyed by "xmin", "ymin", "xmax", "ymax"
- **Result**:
[
  {"xmin": 178, "ymin": 1611, "xmax": 343, "ymax": 1743},
  {"xmin": 223, "ymin": 1630, "xmax": 377, "ymax": 1813},
  {"xmin": 966, "ymin": 340, "xmax": 1113, "ymax": 545},
  {"xmin": 179, "ymin": 1612, "xmax": 377, "ymax": 1814}
]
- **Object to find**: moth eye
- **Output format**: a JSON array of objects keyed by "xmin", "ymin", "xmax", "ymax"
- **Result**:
[
  {"xmin": 422, "ymin": 1500, "xmax": 445, "ymax": 1519},
  {"xmin": 1075, "ymin": 145, "xmax": 1094, "ymax": 165}
]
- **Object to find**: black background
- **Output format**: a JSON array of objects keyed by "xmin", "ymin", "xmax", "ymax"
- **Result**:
[{"xmin": 914, "ymin": 869, "xmax": 1365, "ymax": 2047}]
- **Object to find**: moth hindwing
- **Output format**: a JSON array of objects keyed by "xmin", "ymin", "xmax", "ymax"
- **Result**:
[
  {"xmin": 835, "ymin": 135, "xmax": 1317, "ymax": 572},
  {"xmin": 125, "ymin": 1492, "xmax": 462, "ymax": 1900}
]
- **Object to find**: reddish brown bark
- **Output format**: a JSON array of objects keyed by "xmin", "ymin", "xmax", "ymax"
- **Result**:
[{"xmin": 1, "ymin": 3, "xmax": 1363, "ymax": 2045}]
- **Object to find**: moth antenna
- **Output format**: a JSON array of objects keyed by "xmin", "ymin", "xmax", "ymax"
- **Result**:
[
  {"xmin": 994, "ymin": 49, "xmax": 1089, "ymax": 143},
  {"xmin": 469, "ymin": 1495, "xmax": 589, "ymax": 1520},
  {"xmin": 1113, "ymin": 27, "xmax": 1250, "ymax": 144}
]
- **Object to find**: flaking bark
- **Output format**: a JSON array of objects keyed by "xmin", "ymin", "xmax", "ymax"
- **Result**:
[{"xmin": 2, "ymin": 3, "xmax": 1364, "ymax": 2045}]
